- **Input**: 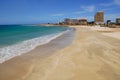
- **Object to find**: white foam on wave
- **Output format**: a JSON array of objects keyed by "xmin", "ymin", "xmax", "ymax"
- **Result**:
[{"xmin": 0, "ymin": 29, "xmax": 71, "ymax": 63}]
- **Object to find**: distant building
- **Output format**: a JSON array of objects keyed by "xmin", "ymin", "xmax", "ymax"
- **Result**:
[
  {"xmin": 64, "ymin": 18, "xmax": 78, "ymax": 25},
  {"xmin": 88, "ymin": 21, "xmax": 94, "ymax": 25},
  {"xmin": 116, "ymin": 18, "xmax": 120, "ymax": 25},
  {"xmin": 107, "ymin": 20, "xmax": 111, "ymax": 25},
  {"xmin": 71, "ymin": 19, "xmax": 79, "ymax": 25},
  {"xmin": 57, "ymin": 21, "xmax": 64, "ymax": 25},
  {"xmin": 64, "ymin": 18, "xmax": 87, "ymax": 25},
  {"xmin": 94, "ymin": 11, "xmax": 104, "ymax": 24},
  {"xmin": 78, "ymin": 19, "xmax": 87, "ymax": 25},
  {"xmin": 64, "ymin": 18, "xmax": 72, "ymax": 25}
]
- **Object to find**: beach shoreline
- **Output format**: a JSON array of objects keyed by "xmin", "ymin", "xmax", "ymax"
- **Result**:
[
  {"xmin": 0, "ymin": 27, "xmax": 75, "ymax": 80},
  {"xmin": 0, "ymin": 26, "xmax": 120, "ymax": 80}
]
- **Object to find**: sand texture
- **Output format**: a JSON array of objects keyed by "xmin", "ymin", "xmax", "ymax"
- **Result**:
[
  {"xmin": 102, "ymin": 32, "xmax": 120, "ymax": 40},
  {"xmin": 0, "ymin": 26, "xmax": 120, "ymax": 80},
  {"xmin": 25, "ymin": 27, "xmax": 120, "ymax": 80}
]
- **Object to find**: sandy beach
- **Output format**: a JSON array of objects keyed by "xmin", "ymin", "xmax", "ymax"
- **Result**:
[{"xmin": 0, "ymin": 26, "xmax": 120, "ymax": 80}]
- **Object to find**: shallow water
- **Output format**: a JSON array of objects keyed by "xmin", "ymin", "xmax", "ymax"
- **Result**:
[{"xmin": 0, "ymin": 25, "xmax": 71, "ymax": 63}]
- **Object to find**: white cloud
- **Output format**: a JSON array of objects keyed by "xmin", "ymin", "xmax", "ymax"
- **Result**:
[
  {"xmin": 100, "ymin": 0, "xmax": 120, "ymax": 6},
  {"xmin": 81, "ymin": 5, "xmax": 95, "ymax": 12},
  {"xmin": 102, "ymin": 7, "xmax": 119, "ymax": 11},
  {"xmin": 73, "ymin": 11, "xmax": 86, "ymax": 14},
  {"xmin": 51, "ymin": 14, "xmax": 64, "ymax": 17},
  {"xmin": 100, "ymin": 3, "xmax": 113, "ymax": 6},
  {"xmin": 114, "ymin": 0, "xmax": 120, "ymax": 5}
]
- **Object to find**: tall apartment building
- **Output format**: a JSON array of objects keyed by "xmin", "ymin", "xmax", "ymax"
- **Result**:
[{"xmin": 94, "ymin": 11, "xmax": 104, "ymax": 24}]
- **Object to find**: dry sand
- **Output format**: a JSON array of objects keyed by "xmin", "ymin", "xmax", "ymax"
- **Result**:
[
  {"xmin": 0, "ymin": 26, "xmax": 120, "ymax": 80},
  {"xmin": 102, "ymin": 32, "xmax": 120, "ymax": 40}
]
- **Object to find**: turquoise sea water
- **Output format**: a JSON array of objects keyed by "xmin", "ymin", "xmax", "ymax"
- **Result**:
[{"xmin": 0, "ymin": 25, "xmax": 70, "ymax": 63}]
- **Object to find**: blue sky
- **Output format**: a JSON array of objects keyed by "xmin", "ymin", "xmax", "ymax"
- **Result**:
[{"xmin": 0, "ymin": 0, "xmax": 120, "ymax": 24}]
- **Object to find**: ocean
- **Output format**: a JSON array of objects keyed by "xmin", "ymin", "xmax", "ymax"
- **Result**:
[{"xmin": 0, "ymin": 25, "xmax": 71, "ymax": 63}]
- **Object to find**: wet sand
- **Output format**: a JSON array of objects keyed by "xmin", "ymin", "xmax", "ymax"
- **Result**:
[{"xmin": 0, "ymin": 26, "xmax": 120, "ymax": 80}]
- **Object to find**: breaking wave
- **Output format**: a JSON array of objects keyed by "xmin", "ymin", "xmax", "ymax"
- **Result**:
[{"xmin": 0, "ymin": 29, "xmax": 71, "ymax": 63}]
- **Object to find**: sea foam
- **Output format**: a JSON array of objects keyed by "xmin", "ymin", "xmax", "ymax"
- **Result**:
[{"xmin": 0, "ymin": 29, "xmax": 70, "ymax": 63}]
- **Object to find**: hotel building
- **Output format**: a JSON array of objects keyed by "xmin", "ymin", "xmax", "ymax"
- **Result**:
[{"xmin": 94, "ymin": 11, "xmax": 104, "ymax": 24}]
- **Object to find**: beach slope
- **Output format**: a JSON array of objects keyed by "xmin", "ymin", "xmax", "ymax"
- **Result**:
[
  {"xmin": 0, "ymin": 26, "xmax": 120, "ymax": 80},
  {"xmin": 24, "ymin": 27, "xmax": 120, "ymax": 80}
]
